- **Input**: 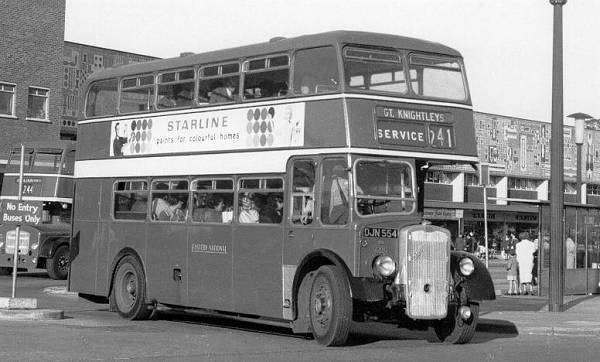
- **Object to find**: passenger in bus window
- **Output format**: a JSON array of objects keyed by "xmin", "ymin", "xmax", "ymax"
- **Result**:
[
  {"xmin": 259, "ymin": 194, "xmax": 283, "ymax": 224},
  {"xmin": 130, "ymin": 193, "xmax": 147, "ymax": 213},
  {"xmin": 298, "ymin": 75, "xmax": 316, "ymax": 95},
  {"xmin": 152, "ymin": 194, "xmax": 183, "ymax": 221},
  {"xmin": 202, "ymin": 196, "xmax": 225, "ymax": 223},
  {"xmin": 209, "ymin": 79, "xmax": 237, "ymax": 103},
  {"xmin": 239, "ymin": 193, "xmax": 259, "ymax": 223}
]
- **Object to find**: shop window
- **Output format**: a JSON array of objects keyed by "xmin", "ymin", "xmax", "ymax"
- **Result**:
[{"xmin": 27, "ymin": 87, "xmax": 49, "ymax": 120}]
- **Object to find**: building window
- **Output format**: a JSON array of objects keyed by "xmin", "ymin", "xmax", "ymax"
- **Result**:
[
  {"xmin": 587, "ymin": 184, "xmax": 600, "ymax": 196},
  {"xmin": 0, "ymin": 82, "xmax": 16, "ymax": 116},
  {"xmin": 465, "ymin": 173, "xmax": 479, "ymax": 186},
  {"xmin": 27, "ymin": 87, "xmax": 49, "ymax": 120},
  {"xmin": 564, "ymin": 182, "xmax": 577, "ymax": 194},
  {"xmin": 425, "ymin": 171, "xmax": 453, "ymax": 184},
  {"xmin": 508, "ymin": 177, "xmax": 539, "ymax": 190}
]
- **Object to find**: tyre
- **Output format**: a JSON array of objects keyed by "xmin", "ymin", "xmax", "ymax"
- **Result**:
[
  {"xmin": 111, "ymin": 255, "xmax": 152, "ymax": 320},
  {"xmin": 433, "ymin": 303, "xmax": 479, "ymax": 344},
  {"xmin": 308, "ymin": 265, "xmax": 352, "ymax": 346},
  {"xmin": 47, "ymin": 244, "xmax": 70, "ymax": 280}
]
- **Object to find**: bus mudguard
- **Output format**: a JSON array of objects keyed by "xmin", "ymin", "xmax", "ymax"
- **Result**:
[{"xmin": 450, "ymin": 251, "xmax": 496, "ymax": 301}]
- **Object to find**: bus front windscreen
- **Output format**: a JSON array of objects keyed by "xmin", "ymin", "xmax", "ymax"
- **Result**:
[{"xmin": 355, "ymin": 160, "xmax": 416, "ymax": 216}]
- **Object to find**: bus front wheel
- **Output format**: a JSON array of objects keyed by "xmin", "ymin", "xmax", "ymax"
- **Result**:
[
  {"xmin": 308, "ymin": 265, "xmax": 352, "ymax": 346},
  {"xmin": 47, "ymin": 245, "xmax": 69, "ymax": 280},
  {"xmin": 432, "ymin": 302, "xmax": 479, "ymax": 344},
  {"xmin": 111, "ymin": 255, "xmax": 152, "ymax": 320}
]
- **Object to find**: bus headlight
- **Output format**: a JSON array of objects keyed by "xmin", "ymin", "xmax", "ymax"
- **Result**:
[
  {"xmin": 373, "ymin": 255, "xmax": 396, "ymax": 277},
  {"xmin": 459, "ymin": 257, "xmax": 475, "ymax": 276}
]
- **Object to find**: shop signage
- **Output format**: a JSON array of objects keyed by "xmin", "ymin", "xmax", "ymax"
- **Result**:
[{"xmin": 423, "ymin": 208, "xmax": 463, "ymax": 219}]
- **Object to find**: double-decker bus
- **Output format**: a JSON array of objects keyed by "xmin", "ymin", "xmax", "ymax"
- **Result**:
[
  {"xmin": 69, "ymin": 31, "xmax": 494, "ymax": 345},
  {"xmin": 0, "ymin": 141, "xmax": 75, "ymax": 280}
]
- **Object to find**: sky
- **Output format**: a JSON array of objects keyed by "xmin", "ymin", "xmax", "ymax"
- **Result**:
[{"xmin": 64, "ymin": 0, "xmax": 600, "ymax": 125}]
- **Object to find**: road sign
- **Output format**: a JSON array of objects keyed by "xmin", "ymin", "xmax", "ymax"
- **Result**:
[{"xmin": 1, "ymin": 200, "xmax": 43, "ymax": 225}]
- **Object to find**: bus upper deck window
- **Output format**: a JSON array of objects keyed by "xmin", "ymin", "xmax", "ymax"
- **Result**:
[
  {"xmin": 408, "ymin": 54, "xmax": 467, "ymax": 101},
  {"xmin": 343, "ymin": 47, "xmax": 407, "ymax": 95},
  {"xmin": 120, "ymin": 74, "xmax": 155, "ymax": 114},
  {"xmin": 156, "ymin": 69, "xmax": 195, "ymax": 109},
  {"xmin": 243, "ymin": 55, "xmax": 290, "ymax": 100},
  {"xmin": 293, "ymin": 47, "xmax": 339, "ymax": 95},
  {"xmin": 86, "ymin": 79, "xmax": 117, "ymax": 118},
  {"xmin": 198, "ymin": 62, "xmax": 240, "ymax": 105}
]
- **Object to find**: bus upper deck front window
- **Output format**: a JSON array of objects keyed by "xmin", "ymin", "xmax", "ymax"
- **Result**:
[
  {"xmin": 343, "ymin": 47, "xmax": 407, "ymax": 95},
  {"xmin": 354, "ymin": 160, "xmax": 416, "ymax": 216},
  {"xmin": 85, "ymin": 79, "xmax": 117, "ymax": 118},
  {"xmin": 408, "ymin": 54, "xmax": 467, "ymax": 101}
]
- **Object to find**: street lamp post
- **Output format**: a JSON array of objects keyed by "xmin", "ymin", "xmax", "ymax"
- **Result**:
[
  {"xmin": 549, "ymin": 0, "xmax": 567, "ymax": 312},
  {"xmin": 568, "ymin": 112, "xmax": 593, "ymax": 204}
]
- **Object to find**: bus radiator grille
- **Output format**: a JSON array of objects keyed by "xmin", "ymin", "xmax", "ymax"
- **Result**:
[{"xmin": 405, "ymin": 229, "xmax": 449, "ymax": 319}]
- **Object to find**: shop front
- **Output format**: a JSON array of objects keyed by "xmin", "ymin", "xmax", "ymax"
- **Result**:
[{"xmin": 538, "ymin": 204, "xmax": 600, "ymax": 295}]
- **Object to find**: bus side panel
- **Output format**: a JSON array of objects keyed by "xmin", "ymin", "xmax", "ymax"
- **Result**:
[
  {"xmin": 303, "ymin": 99, "xmax": 347, "ymax": 148},
  {"xmin": 232, "ymin": 224, "xmax": 284, "ymax": 318},
  {"xmin": 70, "ymin": 179, "xmax": 102, "ymax": 295},
  {"xmin": 76, "ymin": 122, "xmax": 110, "ymax": 160},
  {"xmin": 188, "ymin": 224, "xmax": 233, "ymax": 311},
  {"xmin": 145, "ymin": 223, "xmax": 187, "ymax": 306}
]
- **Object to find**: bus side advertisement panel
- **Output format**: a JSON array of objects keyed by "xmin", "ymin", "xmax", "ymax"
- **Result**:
[{"xmin": 108, "ymin": 103, "xmax": 306, "ymax": 157}]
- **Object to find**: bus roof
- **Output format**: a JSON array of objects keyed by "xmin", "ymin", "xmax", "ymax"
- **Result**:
[{"xmin": 85, "ymin": 30, "xmax": 463, "ymax": 82}]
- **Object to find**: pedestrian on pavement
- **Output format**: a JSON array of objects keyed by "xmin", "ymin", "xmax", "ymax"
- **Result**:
[
  {"xmin": 454, "ymin": 233, "xmax": 465, "ymax": 251},
  {"xmin": 566, "ymin": 236, "xmax": 576, "ymax": 269},
  {"xmin": 506, "ymin": 249, "xmax": 519, "ymax": 295},
  {"xmin": 515, "ymin": 231, "xmax": 537, "ymax": 295}
]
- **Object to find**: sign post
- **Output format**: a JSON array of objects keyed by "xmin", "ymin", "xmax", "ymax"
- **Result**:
[{"xmin": 0, "ymin": 145, "xmax": 42, "ymax": 298}]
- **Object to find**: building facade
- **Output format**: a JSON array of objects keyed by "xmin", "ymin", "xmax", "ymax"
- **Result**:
[
  {"xmin": 0, "ymin": 0, "xmax": 66, "ymax": 159},
  {"xmin": 0, "ymin": 0, "xmax": 158, "ymax": 167},
  {"xmin": 61, "ymin": 42, "xmax": 158, "ymax": 139}
]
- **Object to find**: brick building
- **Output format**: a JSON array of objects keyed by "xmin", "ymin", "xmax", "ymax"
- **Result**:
[
  {"xmin": 0, "ymin": 0, "xmax": 158, "ymax": 164},
  {"xmin": 0, "ymin": 0, "xmax": 66, "ymax": 158}
]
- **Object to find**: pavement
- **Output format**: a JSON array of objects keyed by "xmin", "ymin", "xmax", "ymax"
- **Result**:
[{"xmin": 478, "ymin": 257, "xmax": 600, "ymax": 337}]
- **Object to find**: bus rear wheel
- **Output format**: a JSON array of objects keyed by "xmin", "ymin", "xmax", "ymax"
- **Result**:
[
  {"xmin": 308, "ymin": 265, "xmax": 352, "ymax": 346},
  {"xmin": 111, "ymin": 255, "xmax": 152, "ymax": 320},
  {"xmin": 432, "ymin": 302, "xmax": 479, "ymax": 344},
  {"xmin": 47, "ymin": 245, "xmax": 69, "ymax": 280}
]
